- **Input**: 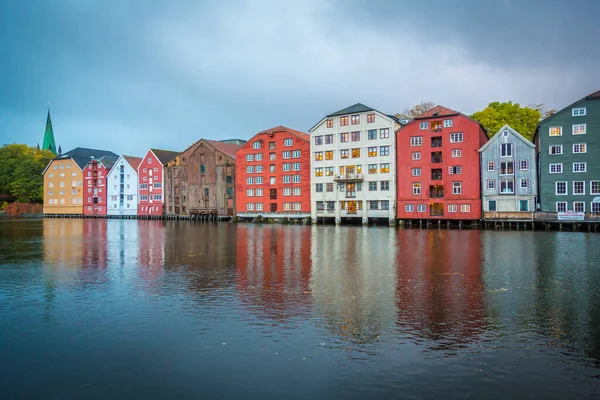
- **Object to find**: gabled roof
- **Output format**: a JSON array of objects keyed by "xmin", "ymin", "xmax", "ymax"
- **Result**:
[
  {"xmin": 205, "ymin": 140, "xmax": 241, "ymax": 160},
  {"xmin": 96, "ymin": 155, "xmax": 119, "ymax": 170},
  {"xmin": 150, "ymin": 148, "xmax": 179, "ymax": 164},
  {"xmin": 54, "ymin": 147, "xmax": 119, "ymax": 170},
  {"xmin": 254, "ymin": 125, "xmax": 310, "ymax": 142},
  {"xmin": 479, "ymin": 124, "xmax": 535, "ymax": 153},
  {"xmin": 123, "ymin": 155, "xmax": 143, "ymax": 170},
  {"xmin": 586, "ymin": 90, "xmax": 600, "ymax": 100},
  {"xmin": 413, "ymin": 106, "xmax": 460, "ymax": 120},
  {"xmin": 327, "ymin": 103, "xmax": 374, "ymax": 117}
]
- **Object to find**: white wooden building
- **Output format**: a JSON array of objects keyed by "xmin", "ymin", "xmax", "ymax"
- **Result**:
[{"xmin": 106, "ymin": 155, "xmax": 142, "ymax": 217}]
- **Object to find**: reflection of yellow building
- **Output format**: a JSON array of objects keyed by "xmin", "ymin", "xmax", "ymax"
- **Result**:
[
  {"xmin": 43, "ymin": 218, "xmax": 84, "ymax": 266},
  {"xmin": 42, "ymin": 147, "xmax": 118, "ymax": 215}
]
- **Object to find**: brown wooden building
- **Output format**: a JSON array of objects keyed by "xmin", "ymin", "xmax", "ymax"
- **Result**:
[{"xmin": 164, "ymin": 139, "xmax": 241, "ymax": 217}]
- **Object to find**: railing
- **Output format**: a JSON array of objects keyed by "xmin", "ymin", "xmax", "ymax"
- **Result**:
[
  {"xmin": 431, "ymin": 138, "xmax": 442, "ymax": 147},
  {"xmin": 431, "ymin": 170, "xmax": 442, "ymax": 180},
  {"xmin": 431, "ymin": 153, "xmax": 443, "ymax": 163},
  {"xmin": 430, "ymin": 187, "xmax": 444, "ymax": 198},
  {"xmin": 334, "ymin": 173, "xmax": 364, "ymax": 181}
]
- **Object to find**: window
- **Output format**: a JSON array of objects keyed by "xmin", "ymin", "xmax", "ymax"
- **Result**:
[
  {"xmin": 380, "ymin": 146, "xmax": 390, "ymax": 156},
  {"xmin": 520, "ymin": 179, "xmax": 528, "ymax": 189},
  {"xmin": 405, "ymin": 204, "xmax": 414, "ymax": 212},
  {"xmin": 488, "ymin": 200, "xmax": 497, "ymax": 211},
  {"xmin": 461, "ymin": 204, "xmax": 471, "ymax": 213},
  {"xmin": 593, "ymin": 203, "xmax": 600, "ymax": 213},
  {"xmin": 280, "ymin": 151, "xmax": 290, "ymax": 159},
  {"xmin": 555, "ymin": 181, "xmax": 567, "ymax": 195},
  {"xmin": 591, "ymin": 181, "xmax": 600, "ymax": 195},
  {"xmin": 520, "ymin": 160, "xmax": 528, "ymax": 170},
  {"xmin": 340, "ymin": 149, "xmax": 349, "ymax": 159},
  {"xmin": 256, "ymin": 165, "xmax": 263, "ymax": 173},
  {"xmin": 380, "ymin": 128, "xmax": 390, "ymax": 139},
  {"xmin": 140, "ymin": 183, "xmax": 148, "ymax": 189},
  {"xmin": 556, "ymin": 202, "xmax": 567, "ymax": 212},
  {"xmin": 573, "ymin": 181, "xmax": 585, "ymax": 195},
  {"xmin": 325, "ymin": 167, "xmax": 334, "ymax": 176},
  {"xmin": 256, "ymin": 188, "xmax": 263, "ymax": 196},
  {"xmin": 450, "ymin": 132, "xmax": 463, "ymax": 143},
  {"xmin": 549, "ymin": 145, "xmax": 563, "ymax": 155},
  {"xmin": 292, "ymin": 162, "xmax": 301, "ymax": 171},
  {"xmin": 247, "ymin": 166, "xmax": 254, "ymax": 173},
  {"xmin": 316, "ymin": 183, "xmax": 323, "ymax": 192},
  {"xmin": 500, "ymin": 162, "xmax": 514, "ymax": 175},
  {"xmin": 452, "ymin": 149, "xmax": 462, "ymax": 158},
  {"xmin": 573, "ymin": 124, "xmax": 586, "ymax": 135},
  {"xmin": 325, "ymin": 151, "xmax": 333, "ymax": 160},
  {"xmin": 153, "ymin": 194, "xmax": 162, "ymax": 200},
  {"xmin": 367, "ymin": 113, "xmax": 375, "ymax": 123},
  {"xmin": 443, "ymin": 119, "xmax": 453, "ymax": 128},
  {"xmin": 410, "ymin": 136, "xmax": 423, "ymax": 146},
  {"xmin": 314, "ymin": 136, "xmax": 323, "ymax": 145},
  {"xmin": 325, "ymin": 134, "xmax": 333, "ymax": 144},
  {"xmin": 452, "ymin": 181, "xmax": 462, "ymax": 195},
  {"xmin": 448, "ymin": 204, "xmax": 457, "ymax": 213},
  {"xmin": 256, "ymin": 177, "xmax": 263, "ymax": 184},
  {"xmin": 246, "ymin": 189, "xmax": 254, "ymax": 197},
  {"xmin": 368, "ymin": 130, "xmax": 377, "ymax": 140},
  {"xmin": 246, "ymin": 177, "xmax": 254, "ymax": 185},
  {"xmin": 284, "ymin": 138, "xmax": 293, "ymax": 147},
  {"xmin": 574, "ymin": 202, "xmax": 585, "ymax": 212},
  {"xmin": 292, "ymin": 150, "xmax": 301, "ymax": 158},
  {"xmin": 412, "ymin": 168, "xmax": 421, "ymax": 176},
  {"xmin": 417, "ymin": 204, "xmax": 426, "ymax": 212},
  {"xmin": 448, "ymin": 166, "xmax": 462, "ymax": 175},
  {"xmin": 269, "ymin": 142, "xmax": 276, "ymax": 150},
  {"xmin": 253, "ymin": 141, "xmax": 261, "ymax": 149},
  {"xmin": 255, "ymin": 153, "xmax": 263, "ymax": 161},
  {"xmin": 283, "ymin": 188, "xmax": 291, "ymax": 196},
  {"xmin": 247, "ymin": 203, "xmax": 254, "ymax": 211},
  {"xmin": 412, "ymin": 182, "xmax": 421, "ymax": 195},
  {"xmin": 487, "ymin": 162, "xmax": 495, "ymax": 172},
  {"xmin": 315, "ymin": 168, "xmax": 323, "ymax": 177},
  {"xmin": 500, "ymin": 180, "xmax": 514, "ymax": 194},
  {"xmin": 501, "ymin": 143, "xmax": 512, "ymax": 157},
  {"xmin": 293, "ymin": 187, "xmax": 301, "ymax": 196},
  {"xmin": 293, "ymin": 202, "xmax": 301, "ymax": 211},
  {"xmin": 315, "ymin": 152, "xmax": 323, "ymax": 161},
  {"xmin": 368, "ymin": 147, "xmax": 377, "ymax": 157},
  {"xmin": 487, "ymin": 180, "xmax": 495, "ymax": 190},
  {"xmin": 368, "ymin": 164, "xmax": 377, "ymax": 174},
  {"xmin": 270, "ymin": 153, "xmax": 276, "ymax": 161},
  {"xmin": 282, "ymin": 202, "xmax": 290, "ymax": 211},
  {"xmin": 352, "ymin": 148, "xmax": 361, "ymax": 158},
  {"xmin": 379, "ymin": 163, "xmax": 389, "ymax": 173},
  {"xmin": 380, "ymin": 181, "xmax": 389, "ymax": 191},
  {"xmin": 572, "ymin": 107, "xmax": 586, "ymax": 116},
  {"xmin": 573, "ymin": 163, "xmax": 586, "ymax": 173},
  {"xmin": 340, "ymin": 116, "xmax": 349, "ymax": 126},
  {"xmin": 351, "ymin": 115, "xmax": 360, "ymax": 125},
  {"xmin": 340, "ymin": 132, "xmax": 349, "ymax": 142},
  {"xmin": 327, "ymin": 119, "xmax": 334, "ymax": 128},
  {"xmin": 293, "ymin": 175, "xmax": 301, "ymax": 183},
  {"xmin": 419, "ymin": 122, "xmax": 428, "ymax": 130},
  {"xmin": 412, "ymin": 152, "xmax": 421, "ymax": 160},
  {"xmin": 316, "ymin": 201, "xmax": 325, "ymax": 211},
  {"xmin": 350, "ymin": 131, "xmax": 360, "ymax": 141},
  {"xmin": 549, "ymin": 163, "xmax": 563, "ymax": 174},
  {"xmin": 326, "ymin": 183, "xmax": 333, "ymax": 192},
  {"xmin": 153, "ymin": 182, "xmax": 162, "ymax": 188},
  {"xmin": 549, "ymin": 126, "xmax": 562, "ymax": 136},
  {"xmin": 256, "ymin": 203, "xmax": 264, "ymax": 211},
  {"xmin": 246, "ymin": 154, "xmax": 254, "ymax": 162},
  {"xmin": 368, "ymin": 181, "xmax": 377, "ymax": 191},
  {"xmin": 573, "ymin": 143, "xmax": 586, "ymax": 154}
]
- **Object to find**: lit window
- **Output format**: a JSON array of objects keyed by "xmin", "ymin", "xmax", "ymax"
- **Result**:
[
  {"xmin": 315, "ymin": 152, "xmax": 323, "ymax": 161},
  {"xmin": 573, "ymin": 143, "xmax": 586, "ymax": 154},
  {"xmin": 340, "ymin": 133, "xmax": 349, "ymax": 142},
  {"xmin": 352, "ymin": 148, "xmax": 361, "ymax": 158},
  {"xmin": 315, "ymin": 168, "xmax": 323, "ymax": 177},
  {"xmin": 573, "ymin": 124, "xmax": 586, "ymax": 135},
  {"xmin": 367, "ymin": 113, "xmax": 375, "ymax": 123},
  {"xmin": 368, "ymin": 147, "xmax": 377, "ymax": 157},
  {"xmin": 326, "ymin": 119, "xmax": 334, "ymax": 128},
  {"xmin": 351, "ymin": 115, "xmax": 360, "ymax": 125},
  {"xmin": 340, "ymin": 149, "xmax": 349, "ymax": 159},
  {"xmin": 412, "ymin": 182, "xmax": 421, "ymax": 195},
  {"xmin": 325, "ymin": 167, "xmax": 334, "ymax": 176},
  {"xmin": 325, "ymin": 151, "xmax": 333, "ymax": 160},
  {"xmin": 549, "ymin": 126, "xmax": 562, "ymax": 136},
  {"xmin": 380, "ymin": 163, "xmax": 390, "ymax": 173},
  {"xmin": 340, "ymin": 116, "xmax": 349, "ymax": 126},
  {"xmin": 368, "ymin": 164, "xmax": 377, "ymax": 174}
]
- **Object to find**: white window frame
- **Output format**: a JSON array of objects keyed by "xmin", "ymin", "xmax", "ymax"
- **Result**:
[
  {"xmin": 419, "ymin": 122, "xmax": 428, "ymax": 130},
  {"xmin": 549, "ymin": 163, "xmax": 563, "ymax": 174},
  {"xmin": 549, "ymin": 145, "xmax": 563, "ymax": 155},
  {"xmin": 500, "ymin": 179, "xmax": 514, "ymax": 194},
  {"xmin": 405, "ymin": 204, "xmax": 414, "ymax": 212},
  {"xmin": 573, "ymin": 143, "xmax": 587, "ymax": 154},
  {"xmin": 572, "ymin": 107, "xmax": 586, "ymax": 116},
  {"xmin": 555, "ymin": 181, "xmax": 567, "ymax": 195},
  {"xmin": 246, "ymin": 166, "xmax": 254, "ymax": 173},
  {"xmin": 412, "ymin": 168, "xmax": 421, "ymax": 177},
  {"xmin": 283, "ymin": 188, "xmax": 291, "ymax": 196},
  {"xmin": 549, "ymin": 126, "xmax": 562, "ymax": 136},
  {"xmin": 487, "ymin": 162, "xmax": 494, "ymax": 172},
  {"xmin": 460, "ymin": 204, "xmax": 471, "ymax": 213},
  {"xmin": 246, "ymin": 189, "xmax": 254, "ymax": 197},
  {"xmin": 573, "ymin": 181, "xmax": 585, "ymax": 195},
  {"xmin": 451, "ymin": 149, "xmax": 462, "ymax": 158},
  {"xmin": 443, "ymin": 119, "xmax": 453, "ymax": 128},
  {"xmin": 520, "ymin": 160, "xmax": 528, "ymax": 170},
  {"xmin": 592, "ymin": 202, "xmax": 600, "ymax": 213},
  {"xmin": 448, "ymin": 204, "xmax": 457, "ymax": 213},
  {"xmin": 556, "ymin": 202, "xmax": 567, "ymax": 212},
  {"xmin": 412, "ymin": 183, "xmax": 421, "ymax": 195},
  {"xmin": 284, "ymin": 138, "xmax": 293, "ymax": 147},
  {"xmin": 256, "ymin": 188, "xmax": 263, "ymax": 196},
  {"xmin": 417, "ymin": 204, "xmax": 426, "ymax": 212},
  {"xmin": 252, "ymin": 141, "xmax": 261, "ymax": 149},
  {"xmin": 573, "ymin": 201, "xmax": 585, "ymax": 213},
  {"xmin": 246, "ymin": 154, "xmax": 254, "ymax": 162},
  {"xmin": 292, "ymin": 175, "xmax": 301, "ymax": 183},
  {"xmin": 591, "ymin": 181, "xmax": 600, "ymax": 195},
  {"xmin": 452, "ymin": 181, "xmax": 462, "ymax": 195},
  {"xmin": 572, "ymin": 124, "xmax": 586, "ymax": 135},
  {"xmin": 520, "ymin": 178, "xmax": 528, "ymax": 189},
  {"xmin": 501, "ymin": 143, "xmax": 512, "ymax": 157},
  {"xmin": 293, "ymin": 187, "xmax": 301, "ymax": 196},
  {"xmin": 573, "ymin": 162, "xmax": 586, "ymax": 173},
  {"xmin": 487, "ymin": 179, "xmax": 495, "ymax": 190},
  {"xmin": 410, "ymin": 136, "xmax": 423, "ymax": 146},
  {"xmin": 412, "ymin": 152, "xmax": 421, "ymax": 160},
  {"xmin": 449, "ymin": 132, "xmax": 463, "ymax": 143}
]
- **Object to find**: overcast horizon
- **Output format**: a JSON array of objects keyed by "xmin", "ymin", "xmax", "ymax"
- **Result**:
[{"xmin": 1, "ymin": 0, "xmax": 599, "ymax": 156}]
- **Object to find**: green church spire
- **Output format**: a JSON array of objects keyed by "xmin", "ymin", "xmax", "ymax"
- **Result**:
[{"xmin": 42, "ymin": 107, "xmax": 57, "ymax": 155}]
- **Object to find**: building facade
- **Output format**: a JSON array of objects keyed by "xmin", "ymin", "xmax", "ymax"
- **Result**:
[
  {"xmin": 138, "ymin": 149, "xmax": 179, "ymax": 217},
  {"xmin": 479, "ymin": 124, "xmax": 537, "ymax": 219},
  {"xmin": 309, "ymin": 104, "xmax": 399, "ymax": 224},
  {"xmin": 535, "ymin": 90, "xmax": 600, "ymax": 216},
  {"xmin": 106, "ymin": 155, "xmax": 142, "ymax": 217},
  {"xmin": 83, "ymin": 156, "xmax": 117, "ymax": 217},
  {"xmin": 165, "ymin": 139, "xmax": 239, "ymax": 217},
  {"xmin": 43, "ymin": 147, "xmax": 118, "ymax": 216},
  {"xmin": 235, "ymin": 126, "xmax": 311, "ymax": 218},
  {"xmin": 396, "ymin": 106, "xmax": 488, "ymax": 220}
]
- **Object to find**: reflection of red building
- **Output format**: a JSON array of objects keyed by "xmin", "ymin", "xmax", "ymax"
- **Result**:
[
  {"xmin": 395, "ymin": 230, "xmax": 486, "ymax": 346},
  {"xmin": 235, "ymin": 225, "xmax": 312, "ymax": 320},
  {"xmin": 81, "ymin": 219, "xmax": 108, "ymax": 269}
]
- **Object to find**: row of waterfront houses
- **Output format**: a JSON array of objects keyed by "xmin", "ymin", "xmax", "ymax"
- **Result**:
[{"xmin": 42, "ymin": 90, "xmax": 600, "ymax": 223}]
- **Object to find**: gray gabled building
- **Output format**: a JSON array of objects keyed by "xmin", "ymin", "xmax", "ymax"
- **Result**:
[{"xmin": 479, "ymin": 124, "xmax": 537, "ymax": 218}]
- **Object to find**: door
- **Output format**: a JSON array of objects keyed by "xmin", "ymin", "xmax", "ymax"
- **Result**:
[
  {"xmin": 348, "ymin": 201, "xmax": 357, "ymax": 214},
  {"xmin": 519, "ymin": 200, "xmax": 528, "ymax": 212},
  {"xmin": 270, "ymin": 203, "xmax": 277, "ymax": 212}
]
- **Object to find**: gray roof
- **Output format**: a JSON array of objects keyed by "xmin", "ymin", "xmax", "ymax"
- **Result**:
[
  {"xmin": 150, "ymin": 148, "xmax": 179, "ymax": 164},
  {"xmin": 326, "ymin": 103, "xmax": 374, "ymax": 117},
  {"xmin": 97, "ymin": 155, "xmax": 119, "ymax": 170},
  {"xmin": 55, "ymin": 147, "xmax": 119, "ymax": 169}
]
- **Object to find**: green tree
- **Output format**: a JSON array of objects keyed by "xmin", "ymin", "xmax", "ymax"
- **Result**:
[
  {"xmin": 471, "ymin": 101, "xmax": 542, "ymax": 140},
  {"xmin": 0, "ymin": 144, "xmax": 54, "ymax": 203},
  {"xmin": 395, "ymin": 101, "xmax": 436, "ymax": 120}
]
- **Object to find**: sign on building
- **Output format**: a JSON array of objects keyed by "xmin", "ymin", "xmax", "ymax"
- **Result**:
[{"xmin": 557, "ymin": 212, "xmax": 585, "ymax": 221}]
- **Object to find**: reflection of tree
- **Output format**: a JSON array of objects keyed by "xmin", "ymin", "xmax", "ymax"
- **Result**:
[
  {"xmin": 310, "ymin": 227, "xmax": 397, "ymax": 344},
  {"xmin": 236, "ymin": 225, "xmax": 312, "ymax": 322},
  {"xmin": 395, "ymin": 230, "xmax": 486, "ymax": 352}
]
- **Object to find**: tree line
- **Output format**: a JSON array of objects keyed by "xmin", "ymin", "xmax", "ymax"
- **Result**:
[{"xmin": 0, "ymin": 144, "xmax": 54, "ymax": 203}]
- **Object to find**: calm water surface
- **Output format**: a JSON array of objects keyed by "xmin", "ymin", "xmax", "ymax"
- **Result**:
[{"xmin": 1, "ymin": 219, "xmax": 600, "ymax": 399}]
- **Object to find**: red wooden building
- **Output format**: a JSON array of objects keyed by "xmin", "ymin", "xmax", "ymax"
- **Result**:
[
  {"xmin": 235, "ymin": 126, "xmax": 311, "ymax": 218},
  {"xmin": 396, "ymin": 106, "xmax": 488, "ymax": 220},
  {"xmin": 138, "ymin": 148, "xmax": 179, "ymax": 217},
  {"xmin": 83, "ymin": 156, "xmax": 118, "ymax": 217}
]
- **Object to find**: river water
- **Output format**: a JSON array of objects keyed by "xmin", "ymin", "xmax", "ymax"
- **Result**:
[{"xmin": 0, "ymin": 219, "xmax": 599, "ymax": 399}]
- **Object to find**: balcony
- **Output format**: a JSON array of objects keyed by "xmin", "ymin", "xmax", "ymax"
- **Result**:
[
  {"xmin": 334, "ymin": 173, "xmax": 364, "ymax": 182},
  {"xmin": 269, "ymin": 189, "xmax": 277, "ymax": 200},
  {"xmin": 430, "ymin": 185, "xmax": 444, "ymax": 198},
  {"xmin": 431, "ymin": 121, "xmax": 443, "ymax": 133},
  {"xmin": 430, "ymin": 203, "xmax": 444, "ymax": 217},
  {"xmin": 431, "ymin": 152, "xmax": 443, "ymax": 163},
  {"xmin": 431, "ymin": 169, "xmax": 442, "ymax": 180},
  {"xmin": 431, "ymin": 137, "xmax": 442, "ymax": 148}
]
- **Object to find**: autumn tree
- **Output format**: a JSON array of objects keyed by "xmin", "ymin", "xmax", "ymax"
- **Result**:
[
  {"xmin": 0, "ymin": 144, "xmax": 54, "ymax": 203},
  {"xmin": 395, "ymin": 101, "xmax": 436, "ymax": 120},
  {"xmin": 471, "ymin": 102, "xmax": 542, "ymax": 140}
]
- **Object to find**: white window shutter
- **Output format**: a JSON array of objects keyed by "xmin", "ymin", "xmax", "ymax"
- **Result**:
[{"xmin": 448, "ymin": 167, "xmax": 453, "ymax": 175}]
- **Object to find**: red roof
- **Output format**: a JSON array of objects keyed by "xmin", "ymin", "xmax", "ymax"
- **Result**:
[
  {"xmin": 414, "ymin": 106, "xmax": 460, "ymax": 119},
  {"xmin": 205, "ymin": 140, "xmax": 241, "ymax": 160},
  {"xmin": 123, "ymin": 155, "xmax": 143, "ymax": 170},
  {"xmin": 256, "ymin": 125, "xmax": 310, "ymax": 142}
]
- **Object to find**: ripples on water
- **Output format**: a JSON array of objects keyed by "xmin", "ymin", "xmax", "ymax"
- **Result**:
[{"xmin": 0, "ymin": 219, "xmax": 599, "ymax": 399}]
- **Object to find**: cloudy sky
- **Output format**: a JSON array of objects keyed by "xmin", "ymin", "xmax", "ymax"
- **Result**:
[{"xmin": 1, "ymin": 0, "xmax": 598, "ymax": 156}]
